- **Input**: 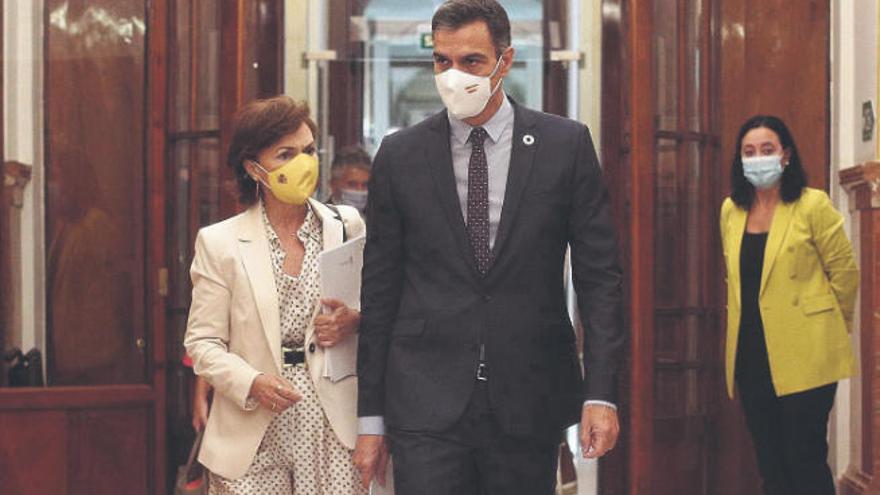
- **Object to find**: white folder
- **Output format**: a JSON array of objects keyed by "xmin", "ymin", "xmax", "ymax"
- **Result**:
[{"xmin": 317, "ymin": 234, "xmax": 366, "ymax": 382}]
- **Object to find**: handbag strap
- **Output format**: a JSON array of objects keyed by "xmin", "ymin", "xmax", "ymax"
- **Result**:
[
  {"xmin": 183, "ymin": 428, "xmax": 204, "ymax": 475},
  {"xmin": 324, "ymin": 203, "xmax": 348, "ymax": 242}
]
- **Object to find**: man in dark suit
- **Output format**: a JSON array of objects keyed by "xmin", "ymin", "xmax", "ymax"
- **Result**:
[{"xmin": 353, "ymin": 1, "xmax": 624, "ymax": 493}]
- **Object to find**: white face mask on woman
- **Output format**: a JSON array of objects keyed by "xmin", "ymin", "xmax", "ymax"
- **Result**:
[
  {"xmin": 434, "ymin": 56, "xmax": 504, "ymax": 120},
  {"xmin": 742, "ymin": 155, "xmax": 784, "ymax": 189}
]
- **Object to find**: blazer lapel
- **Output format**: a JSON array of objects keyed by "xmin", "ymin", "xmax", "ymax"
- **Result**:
[
  {"xmin": 759, "ymin": 200, "xmax": 795, "ymax": 297},
  {"xmin": 490, "ymin": 102, "xmax": 538, "ymax": 265},
  {"xmin": 236, "ymin": 205, "xmax": 282, "ymax": 371},
  {"xmin": 727, "ymin": 206, "xmax": 747, "ymax": 306},
  {"xmin": 425, "ymin": 111, "xmax": 481, "ymax": 277}
]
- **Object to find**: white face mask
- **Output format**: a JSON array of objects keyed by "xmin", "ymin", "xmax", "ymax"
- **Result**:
[
  {"xmin": 434, "ymin": 56, "xmax": 504, "ymax": 120},
  {"xmin": 742, "ymin": 155, "xmax": 784, "ymax": 189},
  {"xmin": 338, "ymin": 188, "xmax": 368, "ymax": 212}
]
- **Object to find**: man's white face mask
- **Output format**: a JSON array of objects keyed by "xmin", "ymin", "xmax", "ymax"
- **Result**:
[{"xmin": 434, "ymin": 56, "xmax": 504, "ymax": 120}]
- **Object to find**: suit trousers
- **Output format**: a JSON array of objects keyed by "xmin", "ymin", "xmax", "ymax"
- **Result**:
[
  {"xmin": 738, "ymin": 374, "xmax": 837, "ymax": 495},
  {"xmin": 387, "ymin": 380, "xmax": 559, "ymax": 495}
]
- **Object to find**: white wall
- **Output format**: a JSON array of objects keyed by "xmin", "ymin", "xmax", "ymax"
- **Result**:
[
  {"xmin": 829, "ymin": 0, "xmax": 878, "ymax": 480},
  {"xmin": 3, "ymin": 0, "xmax": 45, "ymax": 358}
]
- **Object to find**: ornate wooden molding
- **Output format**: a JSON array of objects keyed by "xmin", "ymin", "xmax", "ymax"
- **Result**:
[
  {"xmin": 840, "ymin": 161, "xmax": 880, "ymax": 210},
  {"xmin": 2, "ymin": 161, "xmax": 32, "ymax": 208}
]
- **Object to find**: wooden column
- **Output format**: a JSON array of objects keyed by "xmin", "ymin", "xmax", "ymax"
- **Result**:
[{"xmin": 839, "ymin": 161, "xmax": 880, "ymax": 495}]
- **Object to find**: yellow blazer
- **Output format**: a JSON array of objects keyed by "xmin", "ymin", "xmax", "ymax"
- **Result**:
[
  {"xmin": 720, "ymin": 187, "xmax": 858, "ymax": 398},
  {"xmin": 184, "ymin": 199, "xmax": 365, "ymax": 479}
]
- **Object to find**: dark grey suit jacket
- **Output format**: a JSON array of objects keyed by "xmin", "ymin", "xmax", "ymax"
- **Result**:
[{"xmin": 357, "ymin": 101, "xmax": 623, "ymax": 441}]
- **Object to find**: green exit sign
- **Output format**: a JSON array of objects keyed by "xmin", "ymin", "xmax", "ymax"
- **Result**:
[{"xmin": 420, "ymin": 32, "xmax": 433, "ymax": 49}]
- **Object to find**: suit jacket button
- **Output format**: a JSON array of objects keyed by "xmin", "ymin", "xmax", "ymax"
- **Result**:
[
  {"xmin": 483, "ymin": 294, "xmax": 492, "ymax": 302},
  {"xmin": 309, "ymin": 343, "xmax": 316, "ymax": 353}
]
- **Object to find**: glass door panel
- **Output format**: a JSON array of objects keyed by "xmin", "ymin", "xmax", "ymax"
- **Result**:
[{"xmin": 45, "ymin": 0, "xmax": 148, "ymax": 386}]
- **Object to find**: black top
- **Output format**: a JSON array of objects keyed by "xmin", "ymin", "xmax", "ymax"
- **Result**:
[{"xmin": 736, "ymin": 232, "xmax": 774, "ymax": 392}]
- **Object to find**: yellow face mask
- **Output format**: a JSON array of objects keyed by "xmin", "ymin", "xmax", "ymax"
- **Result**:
[{"xmin": 253, "ymin": 153, "xmax": 319, "ymax": 205}]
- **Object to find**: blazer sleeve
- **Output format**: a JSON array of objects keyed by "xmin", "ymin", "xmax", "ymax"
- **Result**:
[
  {"xmin": 183, "ymin": 229, "xmax": 262, "ymax": 410},
  {"xmin": 809, "ymin": 192, "xmax": 859, "ymax": 331},
  {"xmin": 357, "ymin": 141, "xmax": 404, "ymax": 417},
  {"xmin": 568, "ymin": 125, "xmax": 625, "ymax": 403}
]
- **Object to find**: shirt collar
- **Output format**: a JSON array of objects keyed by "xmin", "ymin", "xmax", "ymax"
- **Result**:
[{"xmin": 448, "ymin": 92, "xmax": 513, "ymax": 146}]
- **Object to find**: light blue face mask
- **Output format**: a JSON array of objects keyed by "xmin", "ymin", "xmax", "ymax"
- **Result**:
[{"xmin": 742, "ymin": 155, "xmax": 784, "ymax": 189}]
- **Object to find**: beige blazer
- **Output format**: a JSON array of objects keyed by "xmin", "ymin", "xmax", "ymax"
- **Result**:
[{"xmin": 183, "ymin": 199, "xmax": 365, "ymax": 480}]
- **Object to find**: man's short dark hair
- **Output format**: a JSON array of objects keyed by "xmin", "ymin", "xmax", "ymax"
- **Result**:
[
  {"xmin": 432, "ymin": 0, "xmax": 511, "ymax": 56},
  {"xmin": 331, "ymin": 145, "xmax": 372, "ymax": 180}
]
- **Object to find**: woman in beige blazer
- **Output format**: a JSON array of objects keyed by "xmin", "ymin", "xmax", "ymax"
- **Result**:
[{"xmin": 184, "ymin": 96, "xmax": 366, "ymax": 494}]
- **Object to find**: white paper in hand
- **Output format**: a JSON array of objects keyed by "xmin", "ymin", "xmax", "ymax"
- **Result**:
[{"xmin": 318, "ymin": 234, "xmax": 366, "ymax": 382}]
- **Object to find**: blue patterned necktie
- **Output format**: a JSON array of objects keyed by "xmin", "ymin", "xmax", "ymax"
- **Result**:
[{"xmin": 466, "ymin": 127, "xmax": 492, "ymax": 274}]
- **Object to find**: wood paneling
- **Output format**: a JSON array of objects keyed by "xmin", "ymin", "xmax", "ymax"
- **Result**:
[
  {"xmin": 0, "ymin": 411, "xmax": 67, "ymax": 494},
  {"xmin": 69, "ymin": 408, "xmax": 150, "ymax": 495},
  {"xmin": 719, "ymin": 0, "xmax": 830, "ymax": 192},
  {"xmin": 0, "ymin": 405, "xmax": 153, "ymax": 494}
]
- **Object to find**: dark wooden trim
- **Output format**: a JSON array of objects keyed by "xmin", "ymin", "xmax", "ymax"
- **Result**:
[
  {"xmin": 0, "ymin": 385, "xmax": 155, "ymax": 409},
  {"xmin": 599, "ymin": 0, "xmax": 629, "ymax": 492},
  {"xmin": 627, "ymin": 0, "xmax": 655, "ymax": 492},
  {"xmin": 219, "ymin": 0, "xmax": 247, "ymax": 215},
  {"xmin": 148, "ymin": 0, "xmax": 170, "ymax": 492},
  {"xmin": 839, "ymin": 162, "xmax": 880, "ymax": 494}
]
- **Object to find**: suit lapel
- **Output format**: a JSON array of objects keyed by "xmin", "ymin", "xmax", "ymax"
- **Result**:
[
  {"xmin": 237, "ymin": 205, "xmax": 282, "ymax": 371},
  {"xmin": 490, "ymin": 102, "xmax": 538, "ymax": 265},
  {"xmin": 759, "ymin": 200, "xmax": 795, "ymax": 297},
  {"xmin": 425, "ymin": 112, "xmax": 481, "ymax": 277},
  {"xmin": 727, "ymin": 206, "xmax": 747, "ymax": 306}
]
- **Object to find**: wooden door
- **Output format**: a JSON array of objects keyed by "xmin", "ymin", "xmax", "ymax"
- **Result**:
[
  {"xmin": 164, "ymin": 0, "xmax": 284, "ymax": 488},
  {"xmin": 600, "ymin": 0, "xmax": 831, "ymax": 493},
  {"xmin": 0, "ymin": 1, "xmax": 169, "ymax": 493}
]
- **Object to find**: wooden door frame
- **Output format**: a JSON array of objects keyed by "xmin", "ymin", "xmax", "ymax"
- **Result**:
[
  {"xmin": 148, "ymin": 0, "xmax": 169, "ymax": 491},
  {"xmin": 600, "ymin": 0, "xmax": 656, "ymax": 493},
  {"xmin": 0, "ymin": 1, "xmax": 168, "ymax": 492}
]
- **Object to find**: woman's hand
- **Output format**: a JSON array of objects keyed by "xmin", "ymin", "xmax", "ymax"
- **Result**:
[
  {"xmin": 313, "ymin": 298, "xmax": 361, "ymax": 347},
  {"xmin": 191, "ymin": 376, "xmax": 212, "ymax": 431},
  {"xmin": 248, "ymin": 373, "xmax": 302, "ymax": 413}
]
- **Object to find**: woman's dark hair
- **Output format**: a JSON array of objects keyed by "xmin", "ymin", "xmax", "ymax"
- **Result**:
[
  {"xmin": 730, "ymin": 115, "xmax": 807, "ymax": 208},
  {"xmin": 227, "ymin": 96, "xmax": 317, "ymax": 206},
  {"xmin": 432, "ymin": 0, "xmax": 511, "ymax": 56}
]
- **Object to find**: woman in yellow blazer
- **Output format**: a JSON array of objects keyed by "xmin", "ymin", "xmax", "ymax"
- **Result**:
[
  {"xmin": 720, "ymin": 115, "xmax": 858, "ymax": 495},
  {"xmin": 184, "ymin": 96, "xmax": 368, "ymax": 494}
]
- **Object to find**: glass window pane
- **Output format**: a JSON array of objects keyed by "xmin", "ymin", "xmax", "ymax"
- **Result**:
[
  {"xmin": 45, "ymin": 0, "xmax": 148, "ymax": 385},
  {"xmin": 654, "ymin": 137, "xmax": 680, "ymax": 308},
  {"xmin": 654, "ymin": 0, "xmax": 679, "ymax": 131},
  {"xmin": 685, "ymin": 0, "xmax": 703, "ymax": 132}
]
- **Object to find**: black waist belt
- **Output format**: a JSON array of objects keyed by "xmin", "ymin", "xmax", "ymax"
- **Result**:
[{"xmin": 283, "ymin": 346, "xmax": 305, "ymax": 368}]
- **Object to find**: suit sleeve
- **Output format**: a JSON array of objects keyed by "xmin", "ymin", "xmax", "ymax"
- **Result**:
[
  {"xmin": 183, "ymin": 230, "xmax": 262, "ymax": 410},
  {"xmin": 568, "ymin": 125, "xmax": 625, "ymax": 403},
  {"xmin": 810, "ymin": 192, "xmax": 859, "ymax": 332},
  {"xmin": 357, "ymin": 140, "xmax": 405, "ymax": 417}
]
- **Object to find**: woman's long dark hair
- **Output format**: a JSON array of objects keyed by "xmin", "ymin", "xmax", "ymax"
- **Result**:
[{"xmin": 730, "ymin": 115, "xmax": 807, "ymax": 208}]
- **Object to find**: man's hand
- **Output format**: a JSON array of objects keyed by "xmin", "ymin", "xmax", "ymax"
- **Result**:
[
  {"xmin": 314, "ymin": 298, "xmax": 361, "ymax": 347},
  {"xmin": 353, "ymin": 434, "xmax": 390, "ymax": 488},
  {"xmin": 580, "ymin": 404, "xmax": 620, "ymax": 458}
]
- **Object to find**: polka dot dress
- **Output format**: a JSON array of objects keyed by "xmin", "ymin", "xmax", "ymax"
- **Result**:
[{"xmin": 209, "ymin": 204, "xmax": 366, "ymax": 495}]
